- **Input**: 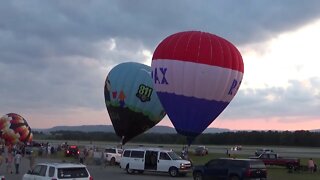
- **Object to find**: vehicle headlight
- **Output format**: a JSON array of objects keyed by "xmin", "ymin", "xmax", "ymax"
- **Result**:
[{"xmin": 180, "ymin": 163, "xmax": 186, "ymax": 168}]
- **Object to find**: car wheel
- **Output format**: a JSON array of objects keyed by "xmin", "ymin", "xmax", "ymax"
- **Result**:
[
  {"xmin": 169, "ymin": 167, "xmax": 178, "ymax": 177},
  {"xmin": 126, "ymin": 164, "xmax": 134, "ymax": 174},
  {"xmin": 110, "ymin": 157, "xmax": 116, "ymax": 166},
  {"xmin": 193, "ymin": 172, "xmax": 203, "ymax": 180},
  {"xmin": 229, "ymin": 175, "xmax": 240, "ymax": 180}
]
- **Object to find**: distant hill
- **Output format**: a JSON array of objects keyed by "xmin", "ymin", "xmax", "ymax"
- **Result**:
[
  {"xmin": 44, "ymin": 125, "xmax": 115, "ymax": 133},
  {"xmin": 310, "ymin": 129, "xmax": 320, "ymax": 132},
  {"xmin": 34, "ymin": 125, "xmax": 230, "ymax": 134}
]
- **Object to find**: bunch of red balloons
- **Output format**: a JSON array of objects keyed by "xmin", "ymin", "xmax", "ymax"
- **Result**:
[{"xmin": 0, "ymin": 113, "xmax": 33, "ymax": 146}]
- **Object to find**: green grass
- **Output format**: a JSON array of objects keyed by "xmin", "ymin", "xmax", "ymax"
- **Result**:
[
  {"xmin": 188, "ymin": 153, "xmax": 320, "ymax": 180},
  {"xmin": 267, "ymin": 167, "xmax": 319, "ymax": 180},
  {"xmin": 32, "ymin": 146, "xmax": 320, "ymax": 179}
]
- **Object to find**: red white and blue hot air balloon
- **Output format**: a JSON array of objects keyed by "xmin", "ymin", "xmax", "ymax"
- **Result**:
[{"xmin": 151, "ymin": 31, "xmax": 244, "ymax": 144}]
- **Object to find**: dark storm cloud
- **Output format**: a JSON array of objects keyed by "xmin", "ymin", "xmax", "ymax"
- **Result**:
[
  {"xmin": 1, "ymin": 0, "xmax": 320, "ymax": 123},
  {"xmin": 2, "ymin": 0, "xmax": 320, "ymax": 51}
]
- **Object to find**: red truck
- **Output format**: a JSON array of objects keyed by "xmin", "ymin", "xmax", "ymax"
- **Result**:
[{"xmin": 250, "ymin": 152, "xmax": 300, "ymax": 169}]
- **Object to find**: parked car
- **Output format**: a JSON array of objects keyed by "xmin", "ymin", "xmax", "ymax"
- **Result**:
[
  {"xmin": 250, "ymin": 152, "xmax": 300, "ymax": 170},
  {"xmin": 194, "ymin": 146, "xmax": 209, "ymax": 156},
  {"xmin": 120, "ymin": 147, "xmax": 192, "ymax": 177},
  {"xmin": 255, "ymin": 148, "xmax": 273, "ymax": 156},
  {"xmin": 22, "ymin": 162, "xmax": 93, "ymax": 180},
  {"xmin": 193, "ymin": 158, "xmax": 267, "ymax": 180},
  {"xmin": 65, "ymin": 145, "xmax": 80, "ymax": 158},
  {"xmin": 231, "ymin": 145, "xmax": 242, "ymax": 151},
  {"xmin": 104, "ymin": 147, "xmax": 123, "ymax": 165}
]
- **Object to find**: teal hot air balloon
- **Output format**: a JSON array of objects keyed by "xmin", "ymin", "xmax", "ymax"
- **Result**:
[{"xmin": 104, "ymin": 62, "xmax": 166, "ymax": 144}]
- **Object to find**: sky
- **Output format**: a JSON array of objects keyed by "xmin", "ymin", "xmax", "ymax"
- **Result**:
[{"xmin": 1, "ymin": 0, "xmax": 320, "ymax": 131}]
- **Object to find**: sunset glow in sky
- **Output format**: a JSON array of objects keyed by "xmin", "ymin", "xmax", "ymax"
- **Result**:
[{"xmin": 1, "ymin": 1, "xmax": 320, "ymax": 131}]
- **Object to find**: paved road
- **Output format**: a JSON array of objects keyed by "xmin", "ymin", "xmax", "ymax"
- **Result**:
[
  {"xmin": 42, "ymin": 140, "xmax": 320, "ymax": 158},
  {"xmin": 7, "ymin": 141, "xmax": 319, "ymax": 179},
  {"xmin": 0, "ymin": 156, "xmax": 194, "ymax": 180}
]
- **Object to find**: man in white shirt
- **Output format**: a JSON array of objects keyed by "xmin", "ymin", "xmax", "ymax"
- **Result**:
[{"xmin": 14, "ymin": 151, "xmax": 22, "ymax": 174}]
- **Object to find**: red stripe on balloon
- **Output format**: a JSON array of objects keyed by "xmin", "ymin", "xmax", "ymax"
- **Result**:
[{"xmin": 152, "ymin": 31, "xmax": 244, "ymax": 73}]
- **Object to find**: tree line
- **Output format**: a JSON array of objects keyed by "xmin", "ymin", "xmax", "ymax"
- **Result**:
[{"xmin": 33, "ymin": 130, "xmax": 320, "ymax": 147}]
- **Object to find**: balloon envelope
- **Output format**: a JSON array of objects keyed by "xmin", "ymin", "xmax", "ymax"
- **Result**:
[
  {"xmin": 104, "ymin": 62, "xmax": 166, "ymax": 144},
  {"xmin": 151, "ymin": 31, "xmax": 244, "ymax": 143},
  {"xmin": 0, "ymin": 113, "xmax": 33, "ymax": 145}
]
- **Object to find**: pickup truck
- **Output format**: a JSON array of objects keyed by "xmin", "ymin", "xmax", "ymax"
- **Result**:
[{"xmin": 250, "ymin": 152, "xmax": 300, "ymax": 169}]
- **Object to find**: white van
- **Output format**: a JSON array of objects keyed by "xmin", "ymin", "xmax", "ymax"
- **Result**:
[{"xmin": 120, "ymin": 147, "xmax": 192, "ymax": 177}]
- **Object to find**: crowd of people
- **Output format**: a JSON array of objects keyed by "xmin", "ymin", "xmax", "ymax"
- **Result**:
[{"xmin": 0, "ymin": 142, "xmax": 34, "ymax": 175}]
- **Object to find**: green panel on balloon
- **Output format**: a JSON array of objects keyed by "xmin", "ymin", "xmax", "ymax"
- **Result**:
[{"xmin": 104, "ymin": 62, "xmax": 166, "ymax": 144}]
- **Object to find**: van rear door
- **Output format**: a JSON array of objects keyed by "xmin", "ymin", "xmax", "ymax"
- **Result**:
[{"xmin": 130, "ymin": 150, "xmax": 145, "ymax": 170}]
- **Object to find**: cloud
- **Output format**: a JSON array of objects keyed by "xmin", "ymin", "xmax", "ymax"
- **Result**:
[
  {"xmin": 2, "ymin": 1, "xmax": 320, "ymax": 47},
  {"xmin": 1, "ymin": 1, "xmax": 320, "ymax": 128},
  {"xmin": 221, "ymin": 78, "xmax": 320, "ymax": 121}
]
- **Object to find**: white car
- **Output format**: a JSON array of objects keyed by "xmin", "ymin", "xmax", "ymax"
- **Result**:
[
  {"xmin": 22, "ymin": 162, "xmax": 93, "ymax": 180},
  {"xmin": 255, "ymin": 148, "xmax": 274, "ymax": 156},
  {"xmin": 104, "ymin": 147, "xmax": 123, "ymax": 165}
]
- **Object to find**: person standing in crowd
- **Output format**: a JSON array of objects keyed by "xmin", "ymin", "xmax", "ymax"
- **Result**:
[
  {"xmin": 3, "ymin": 145, "xmax": 8, "ymax": 162},
  {"xmin": 21, "ymin": 145, "xmax": 26, "ymax": 157},
  {"xmin": 47, "ymin": 144, "xmax": 51, "ymax": 157},
  {"xmin": 308, "ymin": 158, "xmax": 315, "ymax": 173},
  {"xmin": 79, "ymin": 150, "xmax": 85, "ymax": 164},
  {"xmin": 87, "ymin": 148, "xmax": 93, "ymax": 165},
  {"xmin": 50, "ymin": 146, "xmax": 55, "ymax": 156},
  {"xmin": 28, "ymin": 152, "xmax": 35, "ymax": 170},
  {"xmin": 14, "ymin": 151, "xmax": 22, "ymax": 174},
  {"xmin": 6, "ymin": 151, "xmax": 13, "ymax": 174},
  {"xmin": 101, "ymin": 150, "xmax": 107, "ymax": 168},
  {"xmin": 0, "ymin": 152, "xmax": 3, "ymax": 172}
]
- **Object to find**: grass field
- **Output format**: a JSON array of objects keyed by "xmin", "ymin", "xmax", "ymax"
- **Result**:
[
  {"xmin": 34, "ymin": 141, "xmax": 320, "ymax": 179},
  {"xmin": 41, "ymin": 148, "xmax": 320, "ymax": 180},
  {"xmin": 189, "ymin": 153, "xmax": 320, "ymax": 180}
]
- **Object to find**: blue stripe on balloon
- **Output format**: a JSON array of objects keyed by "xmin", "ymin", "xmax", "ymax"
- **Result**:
[{"xmin": 157, "ymin": 92, "xmax": 229, "ymax": 138}]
